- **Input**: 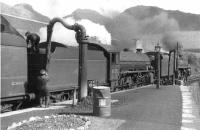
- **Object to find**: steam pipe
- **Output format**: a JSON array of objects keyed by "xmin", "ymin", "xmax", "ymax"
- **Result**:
[{"xmin": 45, "ymin": 17, "xmax": 88, "ymax": 100}]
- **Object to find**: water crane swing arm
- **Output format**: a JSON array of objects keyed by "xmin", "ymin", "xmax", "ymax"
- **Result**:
[
  {"xmin": 45, "ymin": 17, "xmax": 87, "ymax": 71},
  {"xmin": 45, "ymin": 17, "xmax": 89, "ymax": 100}
]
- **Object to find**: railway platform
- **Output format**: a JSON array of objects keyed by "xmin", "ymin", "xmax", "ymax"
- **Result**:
[
  {"xmin": 110, "ymin": 84, "xmax": 200, "ymax": 130},
  {"xmin": 1, "ymin": 84, "xmax": 200, "ymax": 130}
]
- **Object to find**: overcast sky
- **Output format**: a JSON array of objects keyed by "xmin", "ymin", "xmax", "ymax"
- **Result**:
[{"xmin": 1, "ymin": 0, "xmax": 199, "ymax": 18}]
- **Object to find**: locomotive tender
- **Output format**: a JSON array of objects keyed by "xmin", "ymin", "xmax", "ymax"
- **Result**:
[{"xmin": 1, "ymin": 15, "xmax": 190, "ymax": 112}]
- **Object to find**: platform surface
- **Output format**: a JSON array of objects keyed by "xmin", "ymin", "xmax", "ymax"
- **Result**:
[{"xmin": 1, "ymin": 85, "xmax": 200, "ymax": 130}]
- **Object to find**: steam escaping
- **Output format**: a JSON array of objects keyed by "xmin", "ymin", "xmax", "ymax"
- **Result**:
[
  {"xmin": 136, "ymin": 39, "xmax": 143, "ymax": 49},
  {"xmin": 77, "ymin": 19, "xmax": 111, "ymax": 45},
  {"xmin": 39, "ymin": 17, "xmax": 111, "ymax": 46}
]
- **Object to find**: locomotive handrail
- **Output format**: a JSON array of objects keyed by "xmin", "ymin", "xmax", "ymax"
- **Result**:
[
  {"xmin": 46, "ymin": 17, "xmax": 87, "ymax": 71},
  {"xmin": 120, "ymin": 70, "xmax": 155, "ymax": 74}
]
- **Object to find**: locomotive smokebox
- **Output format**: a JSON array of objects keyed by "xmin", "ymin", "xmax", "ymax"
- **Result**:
[{"xmin": 136, "ymin": 40, "xmax": 143, "ymax": 53}]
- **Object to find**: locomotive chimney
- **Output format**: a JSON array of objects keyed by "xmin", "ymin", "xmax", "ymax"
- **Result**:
[{"xmin": 136, "ymin": 40, "xmax": 143, "ymax": 53}]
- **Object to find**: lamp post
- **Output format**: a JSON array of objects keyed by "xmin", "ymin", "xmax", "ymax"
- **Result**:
[{"xmin": 155, "ymin": 43, "xmax": 161, "ymax": 89}]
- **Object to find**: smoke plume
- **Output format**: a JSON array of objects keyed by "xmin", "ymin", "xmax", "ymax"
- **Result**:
[
  {"xmin": 39, "ymin": 17, "xmax": 111, "ymax": 46},
  {"xmin": 161, "ymin": 32, "xmax": 184, "ymax": 51},
  {"xmin": 107, "ymin": 12, "xmax": 180, "ymax": 50},
  {"xmin": 161, "ymin": 32, "xmax": 178, "ymax": 51}
]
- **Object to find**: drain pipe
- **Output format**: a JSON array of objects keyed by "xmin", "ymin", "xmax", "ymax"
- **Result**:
[{"xmin": 45, "ymin": 17, "xmax": 88, "ymax": 100}]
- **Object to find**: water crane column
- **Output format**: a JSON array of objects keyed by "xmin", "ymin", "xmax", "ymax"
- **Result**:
[{"xmin": 46, "ymin": 17, "xmax": 88, "ymax": 100}]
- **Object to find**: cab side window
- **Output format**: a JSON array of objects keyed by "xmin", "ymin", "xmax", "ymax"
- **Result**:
[{"xmin": 1, "ymin": 24, "xmax": 5, "ymax": 32}]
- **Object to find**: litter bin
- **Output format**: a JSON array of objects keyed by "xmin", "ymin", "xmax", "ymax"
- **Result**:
[{"xmin": 93, "ymin": 86, "xmax": 111, "ymax": 117}]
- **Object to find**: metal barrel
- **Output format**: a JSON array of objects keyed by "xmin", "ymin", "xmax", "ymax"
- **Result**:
[{"xmin": 93, "ymin": 86, "xmax": 111, "ymax": 117}]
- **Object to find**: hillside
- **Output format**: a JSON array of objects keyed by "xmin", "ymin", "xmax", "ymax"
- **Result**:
[
  {"xmin": 0, "ymin": 3, "xmax": 49, "ymax": 36},
  {"xmin": 66, "ymin": 6, "xmax": 200, "ymax": 50},
  {"xmin": 125, "ymin": 6, "xmax": 200, "ymax": 31},
  {"xmin": 0, "ymin": 2, "xmax": 49, "ymax": 22},
  {"xmin": 64, "ymin": 9, "xmax": 110, "ymax": 25},
  {"xmin": 1, "ymin": 2, "xmax": 200, "ymax": 51}
]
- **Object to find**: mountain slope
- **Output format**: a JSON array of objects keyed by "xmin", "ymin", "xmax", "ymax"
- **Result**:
[
  {"xmin": 64, "ymin": 9, "xmax": 110, "ymax": 25},
  {"xmin": 1, "ymin": 2, "xmax": 200, "ymax": 50},
  {"xmin": 0, "ymin": 3, "xmax": 49, "ymax": 36},
  {"xmin": 125, "ymin": 6, "xmax": 200, "ymax": 31},
  {"xmin": 1, "ymin": 2, "xmax": 49, "ymax": 22},
  {"xmin": 66, "ymin": 6, "xmax": 200, "ymax": 50}
]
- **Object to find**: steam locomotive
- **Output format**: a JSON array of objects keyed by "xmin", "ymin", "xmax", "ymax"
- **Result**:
[{"xmin": 1, "ymin": 15, "xmax": 190, "ymax": 112}]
